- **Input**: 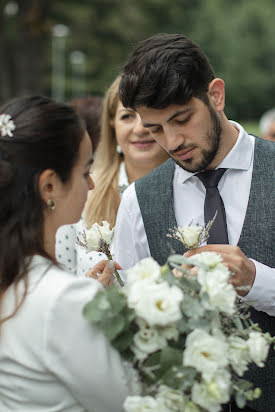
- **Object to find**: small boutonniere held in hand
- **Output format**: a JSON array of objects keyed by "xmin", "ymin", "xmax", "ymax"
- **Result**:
[
  {"xmin": 77, "ymin": 221, "xmax": 124, "ymax": 287},
  {"xmin": 167, "ymin": 211, "xmax": 217, "ymax": 250}
]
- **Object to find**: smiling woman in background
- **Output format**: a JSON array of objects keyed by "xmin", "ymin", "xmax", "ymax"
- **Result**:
[{"xmin": 56, "ymin": 75, "xmax": 169, "ymax": 277}]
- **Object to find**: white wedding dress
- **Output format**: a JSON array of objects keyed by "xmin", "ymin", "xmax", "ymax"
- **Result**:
[{"xmin": 0, "ymin": 255, "xmax": 140, "ymax": 411}]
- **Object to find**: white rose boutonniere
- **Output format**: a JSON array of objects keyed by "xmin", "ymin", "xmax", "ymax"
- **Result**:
[
  {"xmin": 167, "ymin": 211, "xmax": 217, "ymax": 250},
  {"xmin": 77, "ymin": 221, "xmax": 124, "ymax": 286}
]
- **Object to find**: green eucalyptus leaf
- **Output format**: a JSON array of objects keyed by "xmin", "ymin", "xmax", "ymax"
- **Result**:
[
  {"xmin": 160, "ymin": 346, "xmax": 183, "ymax": 369},
  {"xmin": 83, "ymin": 291, "xmax": 111, "ymax": 322},
  {"xmin": 168, "ymin": 254, "xmax": 193, "ymax": 267},
  {"xmin": 235, "ymin": 392, "xmax": 246, "ymax": 408},
  {"xmin": 143, "ymin": 351, "xmax": 161, "ymax": 367},
  {"xmin": 106, "ymin": 286, "xmax": 127, "ymax": 315},
  {"xmin": 182, "ymin": 295, "xmax": 204, "ymax": 318},
  {"xmin": 179, "ymin": 276, "xmax": 200, "ymax": 292},
  {"xmin": 100, "ymin": 314, "xmax": 125, "ymax": 341},
  {"xmin": 112, "ymin": 329, "xmax": 135, "ymax": 352},
  {"xmin": 187, "ymin": 317, "xmax": 211, "ymax": 332}
]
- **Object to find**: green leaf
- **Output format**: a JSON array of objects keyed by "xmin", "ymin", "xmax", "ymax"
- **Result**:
[
  {"xmin": 106, "ymin": 286, "xmax": 127, "ymax": 315},
  {"xmin": 161, "ymin": 366, "xmax": 197, "ymax": 389},
  {"xmin": 83, "ymin": 291, "xmax": 111, "ymax": 322},
  {"xmin": 121, "ymin": 307, "xmax": 135, "ymax": 327},
  {"xmin": 179, "ymin": 276, "xmax": 201, "ymax": 292},
  {"xmin": 112, "ymin": 330, "xmax": 135, "ymax": 352},
  {"xmin": 100, "ymin": 314, "xmax": 125, "ymax": 341},
  {"xmin": 187, "ymin": 317, "xmax": 211, "ymax": 332},
  {"xmin": 182, "ymin": 294, "xmax": 204, "ymax": 318},
  {"xmin": 160, "ymin": 346, "xmax": 183, "ymax": 369},
  {"xmin": 235, "ymin": 392, "xmax": 246, "ymax": 408},
  {"xmin": 143, "ymin": 351, "xmax": 161, "ymax": 367}
]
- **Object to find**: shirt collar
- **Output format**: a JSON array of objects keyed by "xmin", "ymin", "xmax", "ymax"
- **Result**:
[
  {"xmin": 118, "ymin": 161, "xmax": 129, "ymax": 195},
  {"xmin": 175, "ymin": 121, "xmax": 254, "ymax": 184}
]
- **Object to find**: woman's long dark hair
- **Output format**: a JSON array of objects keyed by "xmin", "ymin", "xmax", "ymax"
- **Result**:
[{"xmin": 0, "ymin": 96, "xmax": 85, "ymax": 326}]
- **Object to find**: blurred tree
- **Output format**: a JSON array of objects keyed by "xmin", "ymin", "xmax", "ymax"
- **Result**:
[
  {"xmin": 0, "ymin": 0, "xmax": 274, "ymax": 121},
  {"xmin": 0, "ymin": 0, "xmax": 54, "ymax": 102}
]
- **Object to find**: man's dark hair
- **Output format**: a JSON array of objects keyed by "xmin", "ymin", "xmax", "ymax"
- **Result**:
[{"xmin": 119, "ymin": 33, "xmax": 215, "ymax": 110}]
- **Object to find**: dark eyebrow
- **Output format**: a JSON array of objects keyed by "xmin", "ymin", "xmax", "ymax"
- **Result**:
[
  {"xmin": 143, "ymin": 109, "xmax": 192, "ymax": 128},
  {"xmin": 167, "ymin": 109, "xmax": 192, "ymax": 122}
]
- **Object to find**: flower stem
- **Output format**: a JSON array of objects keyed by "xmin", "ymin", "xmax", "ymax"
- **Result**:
[{"xmin": 106, "ymin": 252, "xmax": 124, "ymax": 287}]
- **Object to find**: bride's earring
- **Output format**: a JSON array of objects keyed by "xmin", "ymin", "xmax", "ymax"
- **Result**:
[
  {"xmin": 116, "ymin": 145, "xmax": 122, "ymax": 154},
  {"xmin": 47, "ymin": 199, "xmax": 56, "ymax": 210}
]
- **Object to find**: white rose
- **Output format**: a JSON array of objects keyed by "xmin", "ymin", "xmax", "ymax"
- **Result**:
[
  {"xmin": 126, "ymin": 257, "xmax": 161, "ymax": 285},
  {"xmin": 192, "ymin": 370, "xmax": 231, "ymax": 412},
  {"xmin": 247, "ymin": 331, "xmax": 269, "ymax": 367},
  {"xmin": 183, "ymin": 329, "xmax": 229, "ymax": 381},
  {"xmin": 127, "ymin": 281, "xmax": 183, "ymax": 327},
  {"xmin": 132, "ymin": 325, "xmax": 166, "ymax": 361},
  {"xmin": 177, "ymin": 225, "xmax": 202, "ymax": 248},
  {"xmin": 198, "ymin": 265, "xmax": 236, "ymax": 315},
  {"xmin": 188, "ymin": 252, "xmax": 223, "ymax": 269},
  {"xmin": 85, "ymin": 221, "xmax": 114, "ymax": 251},
  {"xmin": 228, "ymin": 336, "xmax": 250, "ymax": 376},
  {"xmin": 156, "ymin": 385, "xmax": 186, "ymax": 411},
  {"xmin": 123, "ymin": 396, "xmax": 161, "ymax": 411}
]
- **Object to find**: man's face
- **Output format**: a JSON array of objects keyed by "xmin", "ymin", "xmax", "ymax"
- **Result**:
[{"xmin": 137, "ymin": 98, "xmax": 222, "ymax": 172}]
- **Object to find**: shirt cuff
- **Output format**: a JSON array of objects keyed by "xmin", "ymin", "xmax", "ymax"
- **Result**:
[{"xmin": 240, "ymin": 259, "xmax": 275, "ymax": 316}]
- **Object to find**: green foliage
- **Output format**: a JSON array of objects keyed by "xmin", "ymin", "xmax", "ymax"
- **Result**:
[
  {"xmin": 83, "ymin": 286, "xmax": 135, "ymax": 352},
  {"xmin": 1, "ymin": 0, "xmax": 275, "ymax": 120}
]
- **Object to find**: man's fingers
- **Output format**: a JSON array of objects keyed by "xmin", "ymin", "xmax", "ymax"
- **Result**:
[{"xmin": 184, "ymin": 244, "xmax": 241, "ymax": 257}]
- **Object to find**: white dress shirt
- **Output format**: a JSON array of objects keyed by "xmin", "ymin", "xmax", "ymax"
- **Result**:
[
  {"xmin": 113, "ymin": 122, "xmax": 275, "ymax": 315},
  {"xmin": 0, "ymin": 256, "xmax": 139, "ymax": 411}
]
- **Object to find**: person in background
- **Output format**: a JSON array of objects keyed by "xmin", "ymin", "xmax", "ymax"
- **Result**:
[
  {"xmin": 259, "ymin": 108, "xmax": 275, "ymax": 141},
  {"xmin": 69, "ymin": 95, "xmax": 103, "ymax": 152},
  {"xmin": 56, "ymin": 75, "xmax": 169, "ymax": 277},
  {"xmin": 0, "ymin": 95, "xmax": 139, "ymax": 411}
]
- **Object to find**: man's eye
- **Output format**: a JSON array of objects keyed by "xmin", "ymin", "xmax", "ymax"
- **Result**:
[
  {"xmin": 150, "ymin": 127, "xmax": 161, "ymax": 134},
  {"xmin": 177, "ymin": 115, "xmax": 191, "ymax": 124}
]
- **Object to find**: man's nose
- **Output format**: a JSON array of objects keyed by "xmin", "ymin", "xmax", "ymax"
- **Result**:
[
  {"xmin": 133, "ymin": 116, "xmax": 150, "ymax": 136},
  {"xmin": 164, "ymin": 126, "xmax": 185, "ymax": 152}
]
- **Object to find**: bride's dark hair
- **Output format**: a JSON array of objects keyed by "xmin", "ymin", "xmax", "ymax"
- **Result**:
[{"xmin": 0, "ymin": 95, "xmax": 85, "ymax": 326}]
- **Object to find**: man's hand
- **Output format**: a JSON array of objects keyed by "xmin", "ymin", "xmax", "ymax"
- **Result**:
[{"xmin": 184, "ymin": 245, "xmax": 256, "ymax": 296}]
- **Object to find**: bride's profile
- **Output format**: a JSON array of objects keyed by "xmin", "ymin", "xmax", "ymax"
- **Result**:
[{"xmin": 0, "ymin": 96, "xmax": 139, "ymax": 411}]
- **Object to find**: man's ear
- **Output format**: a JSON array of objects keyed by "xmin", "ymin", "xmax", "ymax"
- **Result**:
[
  {"xmin": 208, "ymin": 78, "xmax": 225, "ymax": 112},
  {"xmin": 38, "ymin": 169, "xmax": 59, "ymax": 205}
]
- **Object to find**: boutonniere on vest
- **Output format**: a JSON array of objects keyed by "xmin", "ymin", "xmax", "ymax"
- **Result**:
[
  {"xmin": 167, "ymin": 211, "xmax": 217, "ymax": 250},
  {"xmin": 77, "ymin": 221, "xmax": 124, "ymax": 287}
]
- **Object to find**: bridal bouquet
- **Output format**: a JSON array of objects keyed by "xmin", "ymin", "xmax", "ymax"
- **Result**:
[{"xmin": 83, "ymin": 224, "xmax": 274, "ymax": 411}]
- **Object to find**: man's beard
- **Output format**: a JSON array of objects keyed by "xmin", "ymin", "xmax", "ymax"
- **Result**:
[{"xmin": 171, "ymin": 105, "xmax": 222, "ymax": 173}]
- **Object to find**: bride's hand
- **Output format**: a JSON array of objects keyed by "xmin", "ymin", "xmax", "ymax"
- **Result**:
[{"xmin": 85, "ymin": 260, "xmax": 122, "ymax": 289}]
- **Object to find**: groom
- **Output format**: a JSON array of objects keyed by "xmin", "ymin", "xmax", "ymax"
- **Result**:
[{"xmin": 113, "ymin": 34, "xmax": 275, "ymax": 411}]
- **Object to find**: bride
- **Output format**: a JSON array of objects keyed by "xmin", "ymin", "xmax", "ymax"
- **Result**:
[{"xmin": 0, "ymin": 96, "xmax": 139, "ymax": 411}]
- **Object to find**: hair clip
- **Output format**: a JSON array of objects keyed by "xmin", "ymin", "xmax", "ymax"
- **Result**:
[{"xmin": 0, "ymin": 114, "xmax": 16, "ymax": 138}]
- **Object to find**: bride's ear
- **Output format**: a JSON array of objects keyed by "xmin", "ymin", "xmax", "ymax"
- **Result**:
[{"xmin": 38, "ymin": 169, "xmax": 60, "ymax": 206}]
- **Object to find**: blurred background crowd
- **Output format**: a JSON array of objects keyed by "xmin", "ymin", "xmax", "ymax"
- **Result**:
[{"xmin": 1, "ymin": 0, "xmax": 275, "ymax": 137}]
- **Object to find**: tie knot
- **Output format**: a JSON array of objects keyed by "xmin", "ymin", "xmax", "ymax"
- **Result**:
[{"xmin": 196, "ymin": 168, "xmax": 227, "ymax": 189}]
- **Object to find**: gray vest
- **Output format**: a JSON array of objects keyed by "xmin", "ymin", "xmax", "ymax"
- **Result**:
[{"xmin": 136, "ymin": 137, "xmax": 275, "ymax": 411}]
